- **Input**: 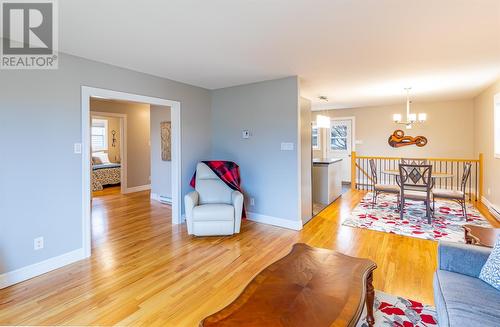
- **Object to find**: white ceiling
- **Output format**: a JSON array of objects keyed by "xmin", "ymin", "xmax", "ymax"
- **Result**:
[{"xmin": 60, "ymin": 0, "xmax": 500, "ymax": 108}]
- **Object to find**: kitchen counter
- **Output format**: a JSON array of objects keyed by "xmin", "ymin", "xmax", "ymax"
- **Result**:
[
  {"xmin": 313, "ymin": 158, "xmax": 343, "ymax": 165},
  {"xmin": 312, "ymin": 158, "xmax": 343, "ymax": 205}
]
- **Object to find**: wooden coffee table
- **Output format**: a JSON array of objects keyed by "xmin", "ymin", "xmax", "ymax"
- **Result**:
[
  {"xmin": 200, "ymin": 243, "xmax": 377, "ymax": 327},
  {"xmin": 464, "ymin": 224, "xmax": 500, "ymax": 247}
]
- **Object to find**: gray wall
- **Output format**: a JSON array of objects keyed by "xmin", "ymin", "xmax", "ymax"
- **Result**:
[
  {"xmin": 312, "ymin": 99, "xmax": 475, "ymax": 159},
  {"xmin": 150, "ymin": 105, "xmax": 172, "ymax": 199},
  {"xmin": 0, "ymin": 53, "xmax": 211, "ymax": 274},
  {"xmin": 473, "ymin": 78, "xmax": 500, "ymax": 210},
  {"xmin": 211, "ymin": 77, "xmax": 301, "ymax": 222}
]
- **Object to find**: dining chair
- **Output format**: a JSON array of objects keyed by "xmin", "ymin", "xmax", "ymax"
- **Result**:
[
  {"xmin": 432, "ymin": 162, "xmax": 472, "ymax": 218},
  {"xmin": 400, "ymin": 158, "xmax": 428, "ymax": 165},
  {"xmin": 369, "ymin": 159, "xmax": 399, "ymax": 208},
  {"xmin": 396, "ymin": 164, "xmax": 434, "ymax": 223}
]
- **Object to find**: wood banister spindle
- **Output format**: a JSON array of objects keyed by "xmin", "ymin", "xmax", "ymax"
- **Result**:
[
  {"xmin": 351, "ymin": 151, "xmax": 356, "ymax": 190},
  {"xmin": 478, "ymin": 153, "xmax": 484, "ymax": 201}
]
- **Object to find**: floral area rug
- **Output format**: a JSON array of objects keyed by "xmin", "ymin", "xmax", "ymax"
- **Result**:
[
  {"xmin": 343, "ymin": 192, "xmax": 491, "ymax": 242},
  {"xmin": 357, "ymin": 291, "xmax": 438, "ymax": 327}
]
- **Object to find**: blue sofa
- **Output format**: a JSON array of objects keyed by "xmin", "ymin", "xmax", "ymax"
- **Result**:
[{"xmin": 434, "ymin": 242, "xmax": 500, "ymax": 327}]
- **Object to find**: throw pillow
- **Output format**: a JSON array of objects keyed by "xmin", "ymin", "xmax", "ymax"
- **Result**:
[{"xmin": 479, "ymin": 235, "xmax": 500, "ymax": 290}]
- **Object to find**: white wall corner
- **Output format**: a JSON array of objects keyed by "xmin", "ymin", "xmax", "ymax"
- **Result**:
[
  {"xmin": 247, "ymin": 212, "xmax": 303, "ymax": 231},
  {"xmin": 0, "ymin": 248, "xmax": 85, "ymax": 289}
]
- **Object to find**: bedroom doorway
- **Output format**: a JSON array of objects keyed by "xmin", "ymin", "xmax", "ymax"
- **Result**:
[
  {"xmin": 82, "ymin": 86, "xmax": 181, "ymax": 259},
  {"xmin": 90, "ymin": 111, "xmax": 126, "ymax": 195}
]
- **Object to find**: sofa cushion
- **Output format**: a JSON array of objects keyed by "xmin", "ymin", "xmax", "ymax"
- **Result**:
[
  {"xmin": 192, "ymin": 204, "xmax": 234, "ymax": 221},
  {"xmin": 479, "ymin": 235, "xmax": 500, "ymax": 291},
  {"xmin": 434, "ymin": 270, "xmax": 500, "ymax": 327}
]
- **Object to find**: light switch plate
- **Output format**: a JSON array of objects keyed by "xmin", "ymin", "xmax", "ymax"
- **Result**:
[
  {"xmin": 74, "ymin": 143, "xmax": 82, "ymax": 154},
  {"xmin": 280, "ymin": 142, "xmax": 294, "ymax": 151},
  {"xmin": 242, "ymin": 130, "xmax": 250, "ymax": 139}
]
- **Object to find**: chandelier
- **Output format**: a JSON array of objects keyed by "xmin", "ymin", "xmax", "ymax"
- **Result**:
[{"xmin": 392, "ymin": 88, "xmax": 426, "ymax": 129}]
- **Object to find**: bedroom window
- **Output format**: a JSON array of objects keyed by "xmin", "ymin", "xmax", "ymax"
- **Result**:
[
  {"xmin": 91, "ymin": 118, "xmax": 108, "ymax": 152},
  {"xmin": 312, "ymin": 125, "xmax": 320, "ymax": 150},
  {"xmin": 495, "ymin": 93, "xmax": 500, "ymax": 159}
]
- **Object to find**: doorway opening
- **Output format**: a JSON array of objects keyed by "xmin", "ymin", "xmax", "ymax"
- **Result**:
[
  {"xmin": 311, "ymin": 115, "xmax": 356, "ymax": 215},
  {"xmin": 328, "ymin": 117, "xmax": 355, "ymax": 189},
  {"xmin": 81, "ymin": 87, "xmax": 181, "ymax": 258},
  {"xmin": 90, "ymin": 111, "xmax": 126, "ymax": 195}
]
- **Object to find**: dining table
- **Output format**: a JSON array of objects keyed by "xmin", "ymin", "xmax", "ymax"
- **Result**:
[{"xmin": 382, "ymin": 169, "xmax": 454, "ymax": 179}]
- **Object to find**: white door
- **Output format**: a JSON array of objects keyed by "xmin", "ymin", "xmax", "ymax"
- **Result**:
[{"xmin": 328, "ymin": 118, "xmax": 354, "ymax": 183}]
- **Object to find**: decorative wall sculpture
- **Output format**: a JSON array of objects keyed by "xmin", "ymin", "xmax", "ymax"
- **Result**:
[
  {"xmin": 388, "ymin": 129, "xmax": 428, "ymax": 148},
  {"xmin": 160, "ymin": 121, "xmax": 171, "ymax": 161}
]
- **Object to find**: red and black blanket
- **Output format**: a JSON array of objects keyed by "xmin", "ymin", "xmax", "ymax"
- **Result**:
[{"xmin": 190, "ymin": 161, "xmax": 246, "ymax": 218}]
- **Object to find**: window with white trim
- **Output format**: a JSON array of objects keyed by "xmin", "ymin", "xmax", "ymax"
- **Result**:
[
  {"xmin": 312, "ymin": 125, "xmax": 320, "ymax": 150},
  {"xmin": 330, "ymin": 124, "xmax": 348, "ymax": 150},
  {"xmin": 91, "ymin": 118, "xmax": 108, "ymax": 152},
  {"xmin": 495, "ymin": 95, "xmax": 500, "ymax": 158}
]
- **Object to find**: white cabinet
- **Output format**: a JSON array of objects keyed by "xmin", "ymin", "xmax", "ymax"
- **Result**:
[{"xmin": 312, "ymin": 158, "xmax": 342, "ymax": 205}]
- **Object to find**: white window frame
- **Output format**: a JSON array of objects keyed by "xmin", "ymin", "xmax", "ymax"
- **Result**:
[
  {"xmin": 91, "ymin": 118, "xmax": 108, "ymax": 152},
  {"xmin": 312, "ymin": 124, "xmax": 320, "ymax": 150},
  {"xmin": 495, "ymin": 93, "xmax": 500, "ymax": 159},
  {"xmin": 329, "ymin": 121, "xmax": 349, "ymax": 152}
]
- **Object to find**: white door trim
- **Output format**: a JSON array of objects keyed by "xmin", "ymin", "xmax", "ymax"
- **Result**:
[
  {"xmin": 81, "ymin": 86, "xmax": 181, "ymax": 258},
  {"xmin": 91, "ymin": 111, "xmax": 128, "ymax": 194}
]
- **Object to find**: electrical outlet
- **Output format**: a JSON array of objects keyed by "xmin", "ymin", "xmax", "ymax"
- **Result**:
[
  {"xmin": 34, "ymin": 237, "xmax": 44, "ymax": 250},
  {"xmin": 250, "ymin": 198, "xmax": 255, "ymax": 206}
]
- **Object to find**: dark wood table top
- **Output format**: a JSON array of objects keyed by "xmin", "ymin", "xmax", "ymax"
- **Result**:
[
  {"xmin": 200, "ymin": 243, "xmax": 377, "ymax": 327},
  {"xmin": 463, "ymin": 224, "xmax": 500, "ymax": 247}
]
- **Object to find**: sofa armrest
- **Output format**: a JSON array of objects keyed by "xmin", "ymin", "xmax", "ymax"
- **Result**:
[
  {"xmin": 438, "ymin": 241, "xmax": 491, "ymax": 278},
  {"xmin": 231, "ymin": 191, "xmax": 244, "ymax": 233},
  {"xmin": 184, "ymin": 191, "xmax": 199, "ymax": 219},
  {"xmin": 184, "ymin": 191, "xmax": 199, "ymax": 235}
]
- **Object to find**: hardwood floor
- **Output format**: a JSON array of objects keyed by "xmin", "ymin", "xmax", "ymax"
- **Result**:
[{"xmin": 0, "ymin": 187, "xmax": 498, "ymax": 326}]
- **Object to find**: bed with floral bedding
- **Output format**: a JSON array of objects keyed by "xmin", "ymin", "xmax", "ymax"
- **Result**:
[{"xmin": 92, "ymin": 163, "xmax": 121, "ymax": 191}]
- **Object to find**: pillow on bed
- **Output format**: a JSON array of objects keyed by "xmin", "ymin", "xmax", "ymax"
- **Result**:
[{"xmin": 92, "ymin": 152, "xmax": 110, "ymax": 164}]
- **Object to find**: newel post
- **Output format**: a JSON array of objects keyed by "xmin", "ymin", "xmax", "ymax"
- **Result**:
[
  {"xmin": 351, "ymin": 151, "xmax": 357, "ymax": 190},
  {"xmin": 478, "ymin": 153, "xmax": 484, "ymax": 201}
]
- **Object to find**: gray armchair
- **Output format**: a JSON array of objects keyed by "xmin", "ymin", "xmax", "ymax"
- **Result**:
[
  {"xmin": 434, "ymin": 242, "xmax": 500, "ymax": 327},
  {"xmin": 184, "ymin": 163, "xmax": 243, "ymax": 236}
]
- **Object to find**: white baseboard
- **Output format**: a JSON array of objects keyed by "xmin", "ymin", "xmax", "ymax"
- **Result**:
[
  {"xmin": 0, "ymin": 248, "xmax": 85, "ymax": 289},
  {"xmin": 123, "ymin": 184, "xmax": 151, "ymax": 194},
  {"xmin": 151, "ymin": 192, "xmax": 172, "ymax": 204},
  {"xmin": 481, "ymin": 196, "xmax": 500, "ymax": 221},
  {"xmin": 247, "ymin": 212, "xmax": 303, "ymax": 231}
]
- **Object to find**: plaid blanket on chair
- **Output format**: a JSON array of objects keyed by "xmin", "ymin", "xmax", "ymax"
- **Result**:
[{"xmin": 190, "ymin": 161, "xmax": 246, "ymax": 218}]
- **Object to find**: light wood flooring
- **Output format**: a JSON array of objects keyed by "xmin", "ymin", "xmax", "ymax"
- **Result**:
[{"xmin": 0, "ymin": 187, "xmax": 498, "ymax": 326}]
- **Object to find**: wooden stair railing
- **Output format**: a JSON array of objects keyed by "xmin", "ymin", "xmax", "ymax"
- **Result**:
[{"xmin": 350, "ymin": 151, "xmax": 484, "ymax": 202}]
